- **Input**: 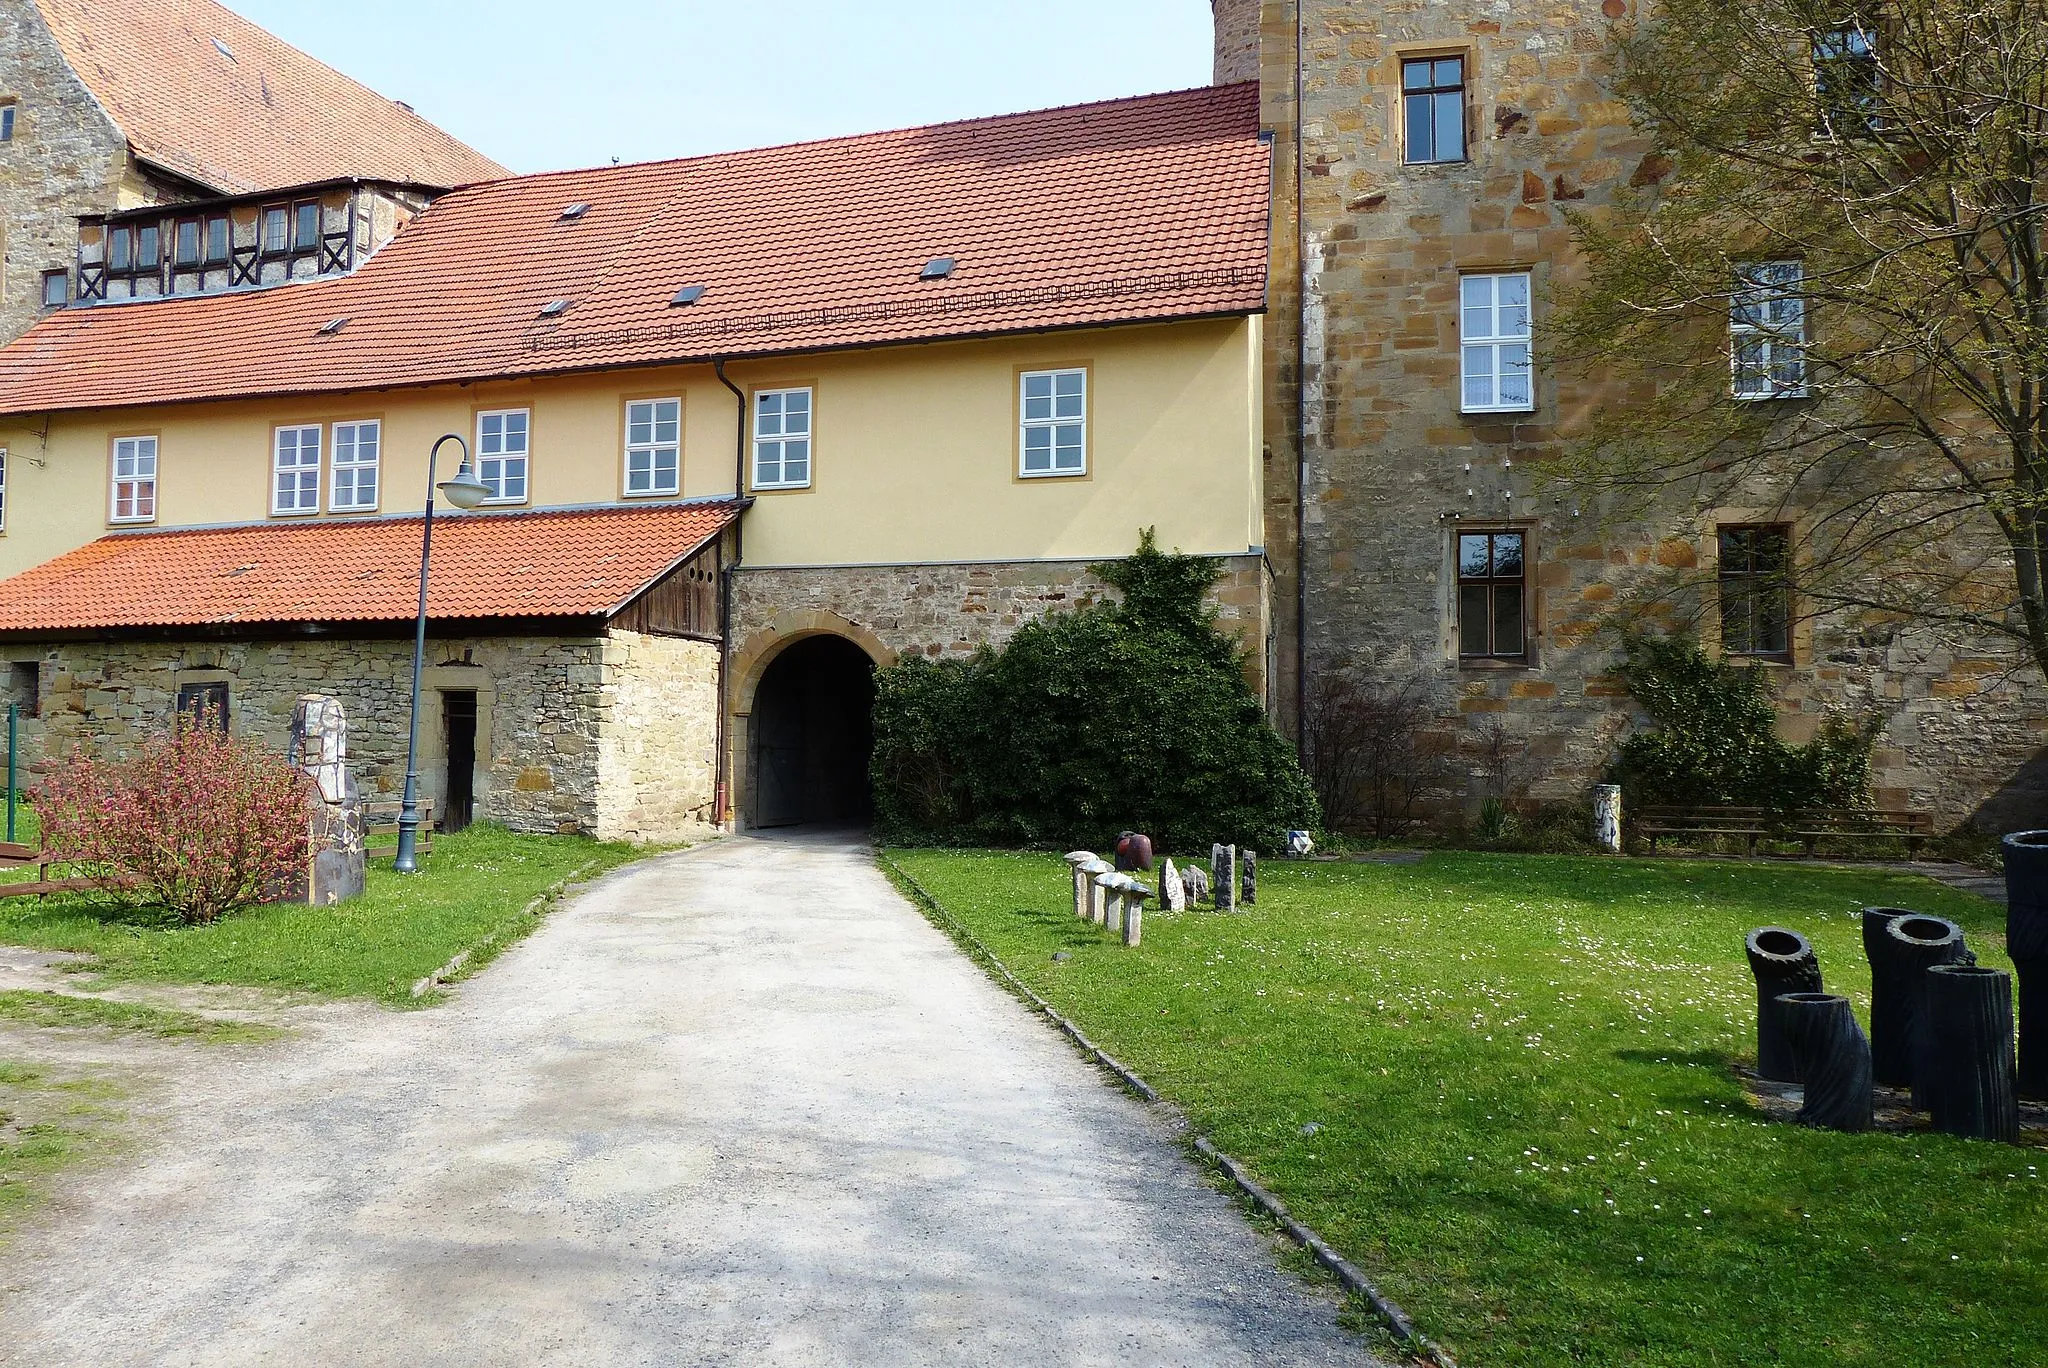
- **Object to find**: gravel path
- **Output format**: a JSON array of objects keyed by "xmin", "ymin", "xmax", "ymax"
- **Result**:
[{"xmin": 0, "ymin": 831, "xmax": 1373, "ymax": 1366}]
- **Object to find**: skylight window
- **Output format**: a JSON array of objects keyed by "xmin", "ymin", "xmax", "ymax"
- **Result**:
[
  {"xmin": 920, "ymin": 257, "xmax": 958, "ymax": 281},
  {"xmin": 211, "ymin": 37, "xmax": 236, "ymax": 61},
  {"xmin": 670, "ymin": 285, "xmax": 707, "ymax": 307},
  {"xmin": 316, "ymin": 317, "xmax": 351, "ymax": 337},
  {"xmin": 538, "ymin": 299, "xmax": 572, "ymax": 318},
  {"xmin": 558, "ymin": 204, "xmax": 590, "ymax": 221}
]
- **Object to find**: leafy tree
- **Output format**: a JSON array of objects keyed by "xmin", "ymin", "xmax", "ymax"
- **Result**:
[
  {"xmin": 871, "ymin": 531, "xmax": 1319, "ymax": 851},
  {"xmin": 1551, "ymin": 0, "xmax": 2048, "ymax": 676}
]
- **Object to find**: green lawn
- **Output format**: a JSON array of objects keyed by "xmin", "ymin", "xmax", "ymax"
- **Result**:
[
  {"xmin": 887, "ymin": 849, "xmax": 2046, "ymax": 1367},
  {"xmin": 0, "ymin": 824, "xmax": 642, "ymax": 1004}
]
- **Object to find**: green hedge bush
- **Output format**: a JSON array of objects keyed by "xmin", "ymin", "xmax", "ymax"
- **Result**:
[
  {"xmin": 1613, "ymin": 634, "xmax": 1881, "ymax": 810},
  {"xmin": 872, "ymin": 532, "xmax": 1319, "ymax": 852}
]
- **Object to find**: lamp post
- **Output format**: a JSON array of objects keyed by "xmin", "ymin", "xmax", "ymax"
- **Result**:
[{"xmin": 394, "ymin": 434, "xmax": 491, "ymax": 874}]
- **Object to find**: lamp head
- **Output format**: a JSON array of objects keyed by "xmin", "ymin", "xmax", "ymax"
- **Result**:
[{"xmin": 439, "ymin": 464, "xmax": 490, "ymax": 511}]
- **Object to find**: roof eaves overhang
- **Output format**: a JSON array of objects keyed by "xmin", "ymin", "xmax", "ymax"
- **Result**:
[
  {"xmin": 0, "ymin": 305, "xmax": 1268, "ymax": 423},
  {"xmin": 601, "ymin": 500, "xmax": 752, "ymax": 621}
]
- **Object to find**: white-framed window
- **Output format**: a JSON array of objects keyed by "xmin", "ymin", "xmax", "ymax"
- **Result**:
[
  {"xmin": 272, "ymin": 425, "xmax": 322, "ymax": 515},
  {"xmin": 1732, "ymin": 261, "xmax": 1808, "ymax": 399},
  {"xmin": 1460, "ymin": 272, "xmax": 1534, "ymax": 413},
  {"xmin": 0, "ymin": 447, "xmax": 8, "ymax": 533},
  {"xmin": 1019, "ymin": 368, "xmax": 1088, "ymax": 477},
  {"xmin": 476, "ymin": 408, "xmax": 530, "ymax": 504},
  {"xmin": 752, "ymin": 388, "xmax": 812, "ymax": 490},
  {"xmin": 330, "ymin": 420, "xmax": 381, "ymax": 512},
  {"xmin": 624, "ymin": 398, "xmax": 681, "ymax": 496},
  {"xmin": 110, "ymin": 435, "xmax": 157, "ymax": 523}
]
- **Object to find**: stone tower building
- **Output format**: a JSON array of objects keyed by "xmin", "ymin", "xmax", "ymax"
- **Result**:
[{"xmin": 1214, "ymin": 0, "xmax": 2048, "ymax": 831}]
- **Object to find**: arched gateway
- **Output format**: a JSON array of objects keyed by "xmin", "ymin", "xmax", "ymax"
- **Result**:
[{"xmin": 746, "ymin": 635, "xmax": 879, "ymax": 829}]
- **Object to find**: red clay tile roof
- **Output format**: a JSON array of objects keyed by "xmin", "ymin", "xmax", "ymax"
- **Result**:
[
  {"xmin": 0, "ymin": 84, "xmax": 1268, "ymax": 416},
  {"xmin": 0, "ymin": 502, "xmax": 740, "ymax": 634},
  {"xmin": 32, "ymin": 0, "xmax": 509, "ymax": 194}
]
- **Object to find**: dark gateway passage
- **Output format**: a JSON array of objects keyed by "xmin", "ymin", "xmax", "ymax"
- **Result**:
[{"xmin": 751, "ymin": 635, "xmax": 876, "ymax": 828}]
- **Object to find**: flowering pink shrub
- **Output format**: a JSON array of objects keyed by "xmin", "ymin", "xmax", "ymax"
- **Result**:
[{"xmin": 39, "ymin": 711, "xmax": 311, "ymax": 925}]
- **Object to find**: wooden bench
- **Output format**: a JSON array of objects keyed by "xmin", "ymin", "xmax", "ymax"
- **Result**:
[
  {"xmin": 363, "ymin": 800, "xmax": 436, "ymax": 860},
  {"xmin": 1635, "ymin": 805, "xmax": 1933, "ymax": 858}
]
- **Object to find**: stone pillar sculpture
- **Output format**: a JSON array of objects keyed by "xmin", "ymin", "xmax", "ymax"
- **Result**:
[
  {"xmin": 1880, "ymin": 914, "xmax": 1975, "ymax": 1107},
  {"xmin": 1745, "ymin": 927, "xmax": 1823, "ymax": 1083},
  {"xmin": 1082, "ymin": 859, "xmax": 1112, "ymax": 924},
  {"xmin": 1777, "ymin": 993, "xmax": 1873, "ymax": 1132},
  {"xmin": 1095, "ymin": 870, "xmax": 1123, "ymax": 932},
  {"xmin": 1860, "ymin": 908, "xmax": 1915, "ymax": 1087},
  {"xmin": 2002, "ymin": 831, "xmax": 2048, "ymax": 1099},
  {"xmin": 1123, "ymin": 882, "xmax": 1152, "ymax": 948},
  {"xmin": 1066, "ymin": 851, "xmax": 1097, "ymax": 921},
  {"xmin": 1593, "ymin": 785, "xmax": 1623, "ymax": 854},
  {"xmin": 1240, "ymin": 850, "xmax": 1257, "ymax": 907},
  {"xmin": 284, "ymin": 694, "xmax": 365, "ymax": 906},
  {"xmin": 1213, "ymin": 844, "xmax": 1237, "ymax": 913},
  {"xmin": 1183, "ymin": 863, "xmax": 1210, "ymax": 908},
  {"xmin": 1924, "ymin": 964, "xmax": 2020, "ymax": 1144}
]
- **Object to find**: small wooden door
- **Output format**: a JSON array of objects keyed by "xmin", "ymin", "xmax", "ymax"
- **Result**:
[{"xmin": 442, "ymin": 691, "xmax": 477, "ymax": 833}]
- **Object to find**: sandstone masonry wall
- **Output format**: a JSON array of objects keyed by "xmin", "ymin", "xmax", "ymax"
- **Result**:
[
  {"xmin": 594, "ymin": 630, "xmax": 720, "ymax": 843},
  {"xmin": 732, "ymin": 555, "xmax": 1269, "ymax": 692},
  {"xmin": 9, "ymin": 634, "xmax": 615, "ymax": 836},
  {"xmin": 1229, "ymin": 0, "xmax": 2048, "ymax": 831}
]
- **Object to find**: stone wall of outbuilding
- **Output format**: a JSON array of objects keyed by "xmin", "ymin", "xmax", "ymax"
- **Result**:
[
  {"xmin": 594, "ymin": 630, "xmax": 721, "ymax": 843},
  {"xmin": 0, "ymin": 631, "xmax": 729, "ymax": 844}
]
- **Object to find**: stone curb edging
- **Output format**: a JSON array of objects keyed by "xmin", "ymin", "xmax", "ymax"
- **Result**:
[
  {"xmin": 407, "ymin": 859, "xmax": 605, "ymax": 999},
  {"xmin": 877, "ymin": 851, "xmax": 1459, "ymax": 1368}
]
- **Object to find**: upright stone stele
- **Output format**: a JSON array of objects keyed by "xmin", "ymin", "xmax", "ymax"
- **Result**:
[
  {"xmin": 1160, "ymin": 858, "xmax": 1185, "ymax": 912},
  {"xmin": 282, "ymin": 694, "xmax": 365, "ymax": 905},
  {"xmin": 1183, "ymin": 863, "xmax": 1210, "ymax": 908},
  {"xmin": 1593, "ymin": 785, "xmax": 1623, "ymax": 854},
  {"xmin": 1213, "ymin": 845, "xmax": 1237, "ymax": 913},
  {"xmin": 1240, "ymin": 850, "xmax": 1257, "ymax": 907}
]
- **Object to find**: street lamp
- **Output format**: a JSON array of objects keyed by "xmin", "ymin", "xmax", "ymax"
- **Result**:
[{"xmin": 394, "ymin": 434, "xmax": 491, "ymax": 874}]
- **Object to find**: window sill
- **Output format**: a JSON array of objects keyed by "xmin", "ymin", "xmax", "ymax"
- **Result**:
[
  {"xmin": 1018, "ymin": 469, "xmax": 1088, "ymax": 481},
  {"xmin": 1458, "ymin": 656, "xmax": 1535, "ymax": 671},
  {"xmin": 622, "ymin": 489, "xmax": 684, "ymax": 501},
  {"xmin": 750, "ymin": 483, "xmax": 812, "ymax": 494},
  {"xmin": 1460, "ymin": 406, "xmax": 1537, "ymax": 418}
]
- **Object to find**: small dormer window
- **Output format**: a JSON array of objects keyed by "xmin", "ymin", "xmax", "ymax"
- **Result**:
[
  {"xmin": 670, "ymin": 285, "xmax": 706, "ymax": 307},
  {"xmin": 558, "ymin": 203, "xmax": 590, "ymax": 221},
  {"xmin": 920, "ymin": 257, "xmax": 957, "ymax": 281},
  {"xmin": 539, "ymin": 298, "xmax": 572, "ymax": 318}
]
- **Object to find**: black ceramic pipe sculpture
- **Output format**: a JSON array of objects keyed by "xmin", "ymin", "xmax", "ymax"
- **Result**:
[
  {"xmin": 1860, "ymin": 907, "xmax": 1915, "ymax": 1086},
  {"xmin": 1776, "ymin": 993, "xmax": 1874, "ymax": 1131},
  {"xmin": 1878, "ymin": 914, "xmax": 1974, "ymax": 1108},
  {"xmin": 2002, "ymin": 831, "xmax": 2048, "ymax": 1100},
  {"xmin": 1924, "ymin": 964, "xmax": 2020, "ymax": 1144},
  {"xmin": 1746, "ymin": 928, "xmax": 1823, "ymax": 1083}
]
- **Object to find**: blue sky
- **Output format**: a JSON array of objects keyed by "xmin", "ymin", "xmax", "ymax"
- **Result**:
[{"xmin": 231, "ymin": 0, "xmax": 1215, "ymax": 174}]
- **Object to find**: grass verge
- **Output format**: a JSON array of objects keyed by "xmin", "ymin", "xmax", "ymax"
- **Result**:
[
  {"xmin": 0, "ymin": 990, "xmax": 283, "ymax": 1044},
  {"xmin": 0, "ymin": 1060, "xmax": 123, "ymax": 1238},
  {"xmin": 886, "ymin": 848, "xmax": 2047, "ymax": 1368},
  {"xmin": 0, "ymin": 824, "xmax": 643, "ymax": 1005}
]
